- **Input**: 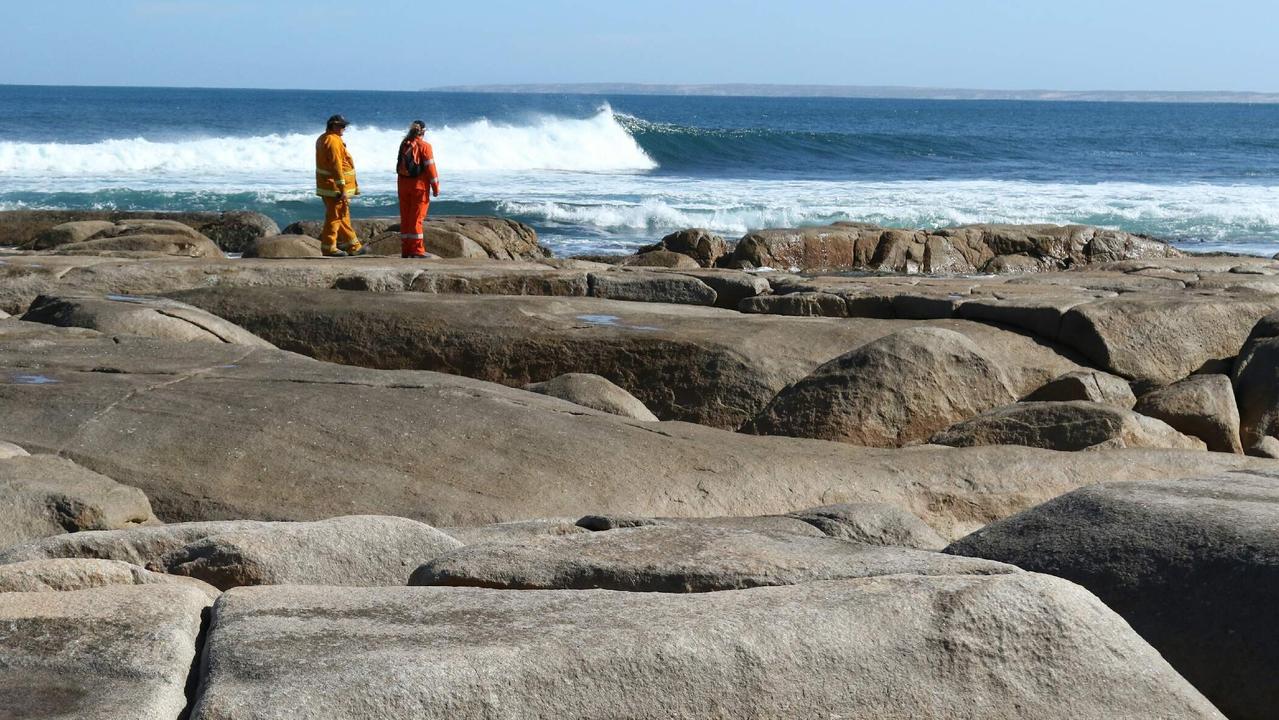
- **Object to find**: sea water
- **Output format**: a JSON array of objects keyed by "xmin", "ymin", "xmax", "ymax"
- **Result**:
[{"xmin": 2, "ymin": 85, "xmax": 1278, "ymax": 256}]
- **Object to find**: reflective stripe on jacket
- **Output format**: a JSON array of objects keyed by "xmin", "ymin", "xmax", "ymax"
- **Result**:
[
  {"xmin": 397, "ymin": 137, "xmax": 440, "ymax": 190},
  {"xmin": 315, "ymin": 132, "xmax": 359, "ymax": 198}
]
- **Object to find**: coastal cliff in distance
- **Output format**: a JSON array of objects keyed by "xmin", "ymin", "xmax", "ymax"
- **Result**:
[{"xmin": 430, "ymin": 82, "xmax": 1279, "ymax": 103}]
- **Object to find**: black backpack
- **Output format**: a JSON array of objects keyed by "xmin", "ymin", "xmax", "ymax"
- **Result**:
[{"xmin": 399, "ymin": 141, "xmax": 427, "ymax": 177}]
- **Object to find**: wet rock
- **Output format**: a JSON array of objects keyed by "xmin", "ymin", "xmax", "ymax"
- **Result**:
[
  {"xmin": 746, "ymin": 328, "xmax": 1018, "ymax": 447},
  {"xmin": 524, "ymin": 373, "xmax": 659, "ymax": 421},
  {"xmin": 0, "ymin": 585, "xmax": 211, "ymax": 720},
  {"xmin": 22, "ymin": 293, "xmax": 274, "ymax": 346},
  {"xmin": 1024, "ymin": 369, "xmax": 1136, "ymax": 408},
  {"xmin": 946, "ymin": 473, "xmax": 1279, "ymax": 720},
  {"xmin": 1134, "ymin": 374, "xmax": 1242, "ymax": 453},
  {"xmin": 0, "ymin": 455, "xmax": 156, "ymax": 548},
  {"xmin": 189, "ymin": 577, "xmax": 1224, "ymax": 719},
  {"xmin": 639, "ymin": 228, "xmax": 728, "ymax": 267},
  {"xmin": 930, "ymin": 401, "xmax": 1207, "ymax": 452}
]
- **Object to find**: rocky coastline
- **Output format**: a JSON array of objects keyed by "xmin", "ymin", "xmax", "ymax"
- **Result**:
[{"xmin": 2, "ymin": 209, "xmax": 1277, "ymax": 719}]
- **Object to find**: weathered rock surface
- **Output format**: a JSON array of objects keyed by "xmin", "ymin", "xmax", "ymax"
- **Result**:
[
  {"xmin": 170, "ymin": 287, "xmax": 1079, "ymax": 429},
  {"xmin": 524, "ymin": 372, "xmax": 659, "ymax": 421},
  {"xmin": 0, "ymin": 440, "xmax": 29, "ymax": 459},
  {"xmin": 732, "ymin": 222, "xmax": 1180, "ymax": 273},
  {"xmin": 589, "ymin": 269, "xmax": 718, "ymax": 305},
  {"xmin": 0, "ymin": 558, "xmax": 219, "ymax": 599},
  {"xmin": 284, "ymin": 216, "xmax": 548, "ymax": 261},
  {"xmin": 243, "ymin": 233, "xmax": 323, "ymax": 258},
  {"xmin": 0, "ymin": 516, "xmax": 461, "ymax": 590},
  {"xmin": 0, "ymin": 454, "xmax": 156, "ymax": 548},
  {"xmin": 0, "ymin": 584, "xmax": 211, "ymax": 720},
  {"xmin": 0, "ymin": 332, "xmax": 1271, "ymax": 540},
  {"xmin": 573, "ymin": 512, "xmax": 822, "ymax": 537},
  {"xmin": 747, "ymin": 328, "xmax": 1018, "ymax": 446},
  {"xmin": 1232, "ymin": 315, "xmax": 1279, "ymax": 454},
  {"xmin": 1024, "ymin": 369, "xmax": 1136, "ymax": 408},
  {"xmin": 29, "ymin": 220, "xmax": 118, "ymax": 249},
  {"xmin": 1135, "ymin": 374, "xmax": 1243, "ymax": 453},
  {"xmin": 786, "ymin": 502, "xmax": 946, "ymax": 549},
  {"xmin": 2, "ymin": 209, "xmax": 278, "ymax": 252},
  {"xmin": 618, "ymin": 248, "xmax": 702, "ymax": 269},
  {"xmin": 22, "ymin": 293, "xmax": 274, "ymax": 346},
  {"xmin": 639, "ymin": 228, "xmax": 729, "ymax": 267},
  {"xmin": 739, "ymin": 291, "xmax": 849, "ymax": 316},
  {"xmin": 930, "ymin": 401, "xmax": 1207, "ymax": 451},
  {"xmin": 439, "ymin": 519, "xmax": 589, "ymax": 545},
  {"xmin": 51, "ymin": 232, "xmax": 224, "ymax": 259},
  {"xmin": 1059, "ymin": 291, "xmax": 1279, "ymax": 386},
  {"xmin": 946, "ymin": 473, "xmax": 1279, "ymax": 720},
  {"xmin": 410, "ymin": 524, "xmax": 1007, "ymax": 591},
  {"xmin": 189, "ymin": 577, "xmax": 1225, "ymax": 719}
]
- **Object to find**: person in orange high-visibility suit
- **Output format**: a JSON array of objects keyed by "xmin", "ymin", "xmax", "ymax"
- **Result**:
[
  {"xmin": 314, "ymin": 114, "xmax": 366, "ymax": 257},
  {"xmin": 396, "ymin": 120, "xmax": 441, "ymax": 258}
]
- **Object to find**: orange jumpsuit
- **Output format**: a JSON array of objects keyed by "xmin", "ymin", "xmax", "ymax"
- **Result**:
[
  {"xmin": 315, "ymin": 131, "xmax": 363, "ymax": 255},
  {"xmin": 396, "ymin": 137, "xmax": 440, "ymax": 257}
]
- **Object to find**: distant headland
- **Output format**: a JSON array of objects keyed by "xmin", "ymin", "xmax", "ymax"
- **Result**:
[{"xmin": 430, "ymin": 82, "xmax": 1279, "ymax": 104}]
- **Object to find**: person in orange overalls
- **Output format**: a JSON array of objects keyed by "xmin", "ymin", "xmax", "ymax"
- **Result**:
[
  {"xmin": 314, "ymin": 114, "xmax": 366, "ymax": 257},
  {"xmin": 396, "ymin": 120, "xmax": 441, "ymax": 258}
]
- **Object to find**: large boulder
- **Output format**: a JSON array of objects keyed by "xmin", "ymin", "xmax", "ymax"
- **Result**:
[
  {"xmin": 29, "ymin": 220, "xmax": 118, "ymax": 249},
  {"xmin": 1232, "ymin": 315, "xmax": 1279, "ymax": 454},
  {"xmin": 946, "ymin": 473, "xmax": 1279, "ymax": 720},
  {"xmin": 50, "ymin": 232, "xmax": 224, "ymax": 259},
  {"xmin": 169, "ymin": 287, "xmax": 1078, "ymax": 430},
  {"xmin": 1134, "ymin": 374, "xmax": 1243, "ymax": 453},
  {"xmin": 410, "ymin": 524, "xmax": 1012, "ymax": 591},
  {"xmin": 284, "ymin": 216, "xmax": 548, "ymax": 261},
  {"xmin": 930, "ymin": 401, "xmax": 1207, "ymax": 452},
  {"xmin": 0, "ymin": 454, "xmax": 156, "ymax": 548},
  {"xmin": 639, "ymin": 228, "xmax": 729, "ymax": 267},
  {"xmin": 243, "ymin": 233, "xmax": 323, "ymax": 259},
  {"xmin": 22, "ymin": 293, "xmax": 274, "ymax": 346},
  {"xmin": 1024, "ymin": 369, "xmax": 1136, "ymax": 408},
  {"xmin": 0, "ymin": 516, "xmax": 461, "ymax": 590},
  {"xmin": 746, "ymin": 328, "xmax": 1018, "ymax": 447},
  {"xmin": 1059, "ymin": 291, "xmax": 1279, "ymax": 387},
  {"xmin": 189, "ymin": 577, "xmax": 1224, "ymax": 719},
  {"xmin": 2, "ymin": 210, "xmax": 277, "ymax": 252},
  {"xmin": 617, "ymin": 249, "xmax": 702, "ymax": 269},
  {"xmin": 0, "ymin": 585, "xmax": 211, "ymax": 720},
  {"xmin": 524, "ymin": 372, "xmax": 659, "ymax": 421},
  {"xmin": 0, "ymin": 558, "xmax": 219, "ymax": 599},
  {"xmin": 0, "ymin": 332, "xmax": 1271, "ymax": 541}
]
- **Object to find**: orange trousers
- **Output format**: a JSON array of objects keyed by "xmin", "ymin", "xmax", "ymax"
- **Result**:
[
  {"xmin": 320, "ymin": 196, "xmax": 361, "ymax": 254},
  {"xmin": 397, "ymin": 178, "xmax": 431, "ymax": 257}
]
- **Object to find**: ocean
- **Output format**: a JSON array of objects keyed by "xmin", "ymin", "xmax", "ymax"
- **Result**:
[{"xmin": 2, "ymin": 84, "xmax": 1278, "ymax": 256}]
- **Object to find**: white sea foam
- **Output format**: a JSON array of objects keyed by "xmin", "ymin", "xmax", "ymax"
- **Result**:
[{"xmin": 0, "ymin": 107, "xmax": 655, "ymax": 180}]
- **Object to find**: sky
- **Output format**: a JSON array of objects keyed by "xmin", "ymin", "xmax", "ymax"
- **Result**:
[{"xmin": 2, "ymin": 0, "xmax": 1277, "ymax": 92}]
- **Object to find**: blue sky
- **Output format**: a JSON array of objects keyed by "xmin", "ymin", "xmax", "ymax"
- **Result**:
[{"xmin": 3, "ymin": 0, "xmax": 1276, "ymax": 91}]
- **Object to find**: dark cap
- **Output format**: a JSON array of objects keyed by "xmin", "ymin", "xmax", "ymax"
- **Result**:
[{"xmin": 326, "ymin": 114, "xmax": 349, "ymax": 128}]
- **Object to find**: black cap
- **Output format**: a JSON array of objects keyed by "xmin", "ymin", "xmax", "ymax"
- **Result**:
[{"xmin": 326, "ymin": 114, "xmax": 349, "ymax": 128}]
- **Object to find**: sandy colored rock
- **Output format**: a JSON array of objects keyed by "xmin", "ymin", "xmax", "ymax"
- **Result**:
[
  {"xmin": 930, "ymin": 401, "xmax": 1207, "ymax": 452},
  {"xmin": 439, "ymin": 519, "xmax": 589, "ymax": 545},
  {"xmin": 22, "ymin": 292, "xmax": 274, "ymax": 346},
  {"xmin": 1, "ymin": 516, "xmax": 460, "ymax": 590},
  {"xmin": 619, "ymin": 249, "xmax": 703, "ymax": 269},
  {"xmin": 590, "ymin": 269, "xmax": 718, "ymax": 305},
  {"xmin": 29, "ymin": 220, "xmax": 118, "ymax": 249},
  {"xmin": 50, "ymin": 232, "xmax": 224, "ymax": 259},
  {"xmin": 0, "ymin": 440, "xmax": 28, "ymax": 459},
  {"xmin": 0, "ymin": 332, "xmax": 1271, "ymax": 541},
  {"xmin": 640, "ymin": 228, "xmax": 729, "ymax": 267},
  {"xmin": 244, "ymin": 233, "xmax": 323, "ymax": 258},
  {"xmin": 1024, "ymin": 369, "xmax": 1136, "ymax": 408},
  {"xmin": 739, "ymin": 291, "xmax": 849, "ymax": 316},
  {"xmin": 410, "ymin": 524, "xmax": 1008, "ymax": 591},
  {"xmin": 0, "ymin": 455, "xmax": 156, "ymax": 549},
  {"xmin": 1135, "ymin": 374, "xmax": 1243, "ymax": 453},
  {"xmin": 170, "ymin": 287, "xmax": 1080, "ymax": 429},
  {"xmin": 0, "ymin": 558, "xmax": 219, "ymax": 599},
  {"xmin": 947, "ymin": 473, "xmax": 1279, "ymax": 720},
  {"xmin": 189, "ymin": 577, "xmax": 1224, "ymax": 719},
  {"xmin": 747, "ymin": 328, "xmax": 1018, "ymax": 447},
  {"xmin": 524, "ymin": 372, "xmax": 659, "ymax": 421},
  {"xmin": 0, "ymin": 584, "xmax": 211, "ymax": 720}
]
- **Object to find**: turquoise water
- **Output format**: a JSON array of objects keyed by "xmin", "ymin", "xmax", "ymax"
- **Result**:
[{"xmin": 2, "ymin": 85, "xmax": 1278, "ymax": 255}]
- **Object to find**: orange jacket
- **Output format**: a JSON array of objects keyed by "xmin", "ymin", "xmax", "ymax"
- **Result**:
[
  {"xmin": 315, "ymin": 131, "xmax": 359, "ymax": 198},
  {"xmin": 397, "ymin": 137, "xmax": 440, "ymax": 192}
]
